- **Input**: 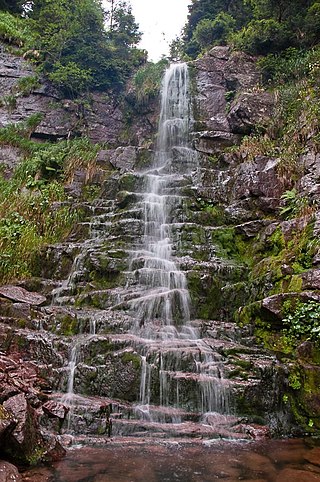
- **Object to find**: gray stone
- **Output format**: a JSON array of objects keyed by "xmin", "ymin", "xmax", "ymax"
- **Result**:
[
  {"xmin": 302, "ymin": 269, "xmax": 320, "ymax": 290},
  {"xmin": 194, "ymin": 130, "xmax": 241, "ymax": 154},
  {"xmin": 0, "ymin": 286, "xmax": 46, "ymax": 306},
  {"xmin": 228, "ymin": 90, "xmax": 275, "ymax": 134}
]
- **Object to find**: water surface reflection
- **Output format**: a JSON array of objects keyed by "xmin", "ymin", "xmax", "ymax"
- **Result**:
[{"xmin": 23, "ymin": 438, "xmax": 320, "ymax": 482}]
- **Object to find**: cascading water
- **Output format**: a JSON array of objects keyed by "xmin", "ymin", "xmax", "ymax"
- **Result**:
[
  {"xmin": 56, "ymin": 63, "xmax": 232, "ymax": 439},
  {"xmin": 129, "ymin": 64, "xmax": 191, "ymax": 329},
  {"xmin": 127, "ymin": 63, "xmax": 230, "ymax": 423}
]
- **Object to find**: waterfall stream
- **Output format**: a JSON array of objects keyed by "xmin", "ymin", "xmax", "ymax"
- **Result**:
[
  {"xmin": 126, "ymin": 63, "xmax": 230, "ymax": 423},
  {"xmin": 129, "ymin": 64, "xmax": 191, "ymax": 329},
  {"xmin": 58, "ymin": 63, "xmax": 232, "ymax": 438}
]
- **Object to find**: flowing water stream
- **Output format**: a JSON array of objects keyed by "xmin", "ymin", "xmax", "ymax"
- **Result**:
[
  {"xmin": 122, "ymin": 63, "xmax": 230, "ymax": 424},
  {"xmin": 53, "ymin": 63, "xmax": 280, "ymax": 442}
]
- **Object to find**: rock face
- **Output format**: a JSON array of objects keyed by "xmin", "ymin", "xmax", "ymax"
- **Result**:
[
  {"xmin": 0, "ymin": 41, "xmax": 319, "ymax": 463},
  {"xmin": 0, "ymin": 49, "xmax": 158, "ymax": 147}
]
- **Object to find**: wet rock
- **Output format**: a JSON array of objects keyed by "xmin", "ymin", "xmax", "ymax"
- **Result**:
[
  {"xmin": 42, "ymin": 401, "xmax": 68, "ymax": 420},
  {"xmin": 3, "ymin": 393, "xmax": 43, "ymax": 464},
  {"xmin": 20, "ymin": 466, "xmax": 53, "ymax": 482},
  {"xmin": 302, "ymin": 269, "xmax": 320, "ymax": 290},
  {"xmin": 0, "ymin": 460, "xmax": 22, "ymax": 482},
  {"xmin": 2, "ymin": 393, "xmax": 65, "ymax": 465},
  {"xmin": 304, "ymin": 447, "xmax": 320, "ymax": 467},
  {"xmin": 0, "ymin": 405, "xmax": 16, "ymax": 442},
  {"xmin": 0, "ymin": 287, "xmax": 46, "ymax": 306}
]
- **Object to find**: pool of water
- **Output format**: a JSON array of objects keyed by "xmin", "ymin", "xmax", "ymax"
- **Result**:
[{"xmin": 21, "ymin": 438, "xmax": 320, "ymax": 482}]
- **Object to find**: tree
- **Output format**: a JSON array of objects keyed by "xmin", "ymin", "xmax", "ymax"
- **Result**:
[
  {"xmin": 193, "ymin": 12, "xmax": 236, "ymax": 48},
  {"xmin": 107, "ymin": 1, "xmax": 141, "ymax": 48}
]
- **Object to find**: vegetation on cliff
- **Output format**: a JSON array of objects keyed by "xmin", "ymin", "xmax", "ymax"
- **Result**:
[
  {"xmin": 173, "ymin": 0, "xmax": 319, "ymax": 59},
  {"xmin": 0, "ymin": 0, "xmax": 145, "ymax": 95}
]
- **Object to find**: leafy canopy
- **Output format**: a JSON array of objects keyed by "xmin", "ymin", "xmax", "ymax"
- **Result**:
[{"xmin": 0, "ymin": 0, "xmax": 145, "ymax": 95}]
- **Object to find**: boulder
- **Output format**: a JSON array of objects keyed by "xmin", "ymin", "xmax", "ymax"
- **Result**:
[
  {"xmin": 3, "ymin": 393, "xmax": 43, "ymax": 463},
  {"xmin": 302, "ymin": 269, "xmax": 320, "ymax": 290},
  {"xmin": 0, "ymin": 461, "xmax": 22, "ymax": 482},
  {"xmin": 98, "ymin": 146, "xmax": 138, "ymax": 173},
  {"xmin": 42, "ymin": 401, "xmax": 68, "ymax": 420},
  {"xmin": 194, "ymin": 131, "xmax": 241, "ymax": 154},
  {"xmin": 0, "ymin": 405, "xmax": 16, "ymax": 443},
  {"xmin": 261, "ymin": 292, "xmax": 320, "ymax": 322},
  {"xmin": 3, "ymin": 394, "xmax": 65, "ymax": 465},
  {"xmin": 228, "ymin": 90, "xmax": 275, "ymax": 134}
]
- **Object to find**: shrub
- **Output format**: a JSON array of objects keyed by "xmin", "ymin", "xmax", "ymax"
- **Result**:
[
  {"xmin": 193, "ymin": 13, "xmax": 236, "ymax": 49},
  {"xmin": 283, "ymin": 301, "xmax": 320, "ymax": 344},
  {"xmin": 232, "ymin": 19, "xmax": 294, "ymax": 55},
  {"xmin": 132, "ymin": 59, "xmax": 169, "ymax": 106},
  {"xmin": 0, "ymin": 11, "xmax": 34, "ymax": 47}
]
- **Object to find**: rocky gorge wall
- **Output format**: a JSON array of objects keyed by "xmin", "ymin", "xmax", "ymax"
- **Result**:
[{"xmin": 0, "ymin": 42, "xmax": 319, "ymax": 474}]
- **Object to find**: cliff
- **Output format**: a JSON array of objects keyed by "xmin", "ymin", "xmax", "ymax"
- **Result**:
[{"xmin": 0, "ymin": 42, "xmax": 319, "ymax": 474}]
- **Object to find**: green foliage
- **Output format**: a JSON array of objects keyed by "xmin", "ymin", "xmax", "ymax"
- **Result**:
[
  {"xmin": 279, "ymin": 189, "xmax": 316, "ymax": 219},
  {"xmin": 132, "ymin": 59, "xmax": 169, "ymax": 106},
  {"xmin": 283, "ymin": 301, "xmax": 320, "ymax": 343},
  {"xmin": 48, "ymin": 62, "xmax": 93, "ymax": 96},
  {"xmin": 258, "ymin": 47, "xmax": 320, "ymax": 84},
  {"xmin": 0, "ymin": 176, "xmax": 78, "ymax": 282},
  {"xmin": 0, "ymin": 117, "xmax": 102, "ymax": 282},
  {"xmin": 0, "ymin": 10, "xmax": 33, "ymax": 46},
  {"xmin": 0, "ymin": 2, "xmax": 145, "ymax": 96},
  {"xmin": 232, "ymin": 18, "xmax": 293, "ymax": 54},
  {"xmin": 0, "ymin": 94, "xmax": 17, "ymax": 113},
  {"xmin": 193, "ymin": 13, "xmax": 236, "ymax": 49},
  {"xmin": 288, "ymin": 371, "xmax": 302, "ymax": 390},
  {"xmin": 15, "ymin": 75, "xmax": 40, "ymax": 96},
  {"xmin": 177, "ymin": 0, "xmax": 319, "ymax": 59}
]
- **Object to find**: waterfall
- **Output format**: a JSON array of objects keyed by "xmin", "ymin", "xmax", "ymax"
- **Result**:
[
  {"xmin": 129, "ymin": 64, "xmax": 191, "ymax": 330},
  {"xmin": 129, "ymin": 63, "xmax": 230, "ymax": 421}
]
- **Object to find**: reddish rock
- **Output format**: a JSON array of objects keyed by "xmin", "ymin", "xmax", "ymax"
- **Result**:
[
  {"xmin": 2, "ymin": 393, "xmax": 65, "ymax": 465},
  {"xmin": 0, "ymin": 461, "xmax": 22, "ymax": 482},
  {"xmin": 304, "ymin": 447, "xmax": 320, "ymax": 467},
  {"xmin": 3, "ymin": 394, "xmax": 41, "ymax": 448},
  {"xmin": 42, "ymin": 401, "xmax": 69, "ymax": 420},
  {"xmin": 0, "ymin": 287, "xmax": 46, "ymax": 306},
  {"xmin": 276, "ymin": 468, "xmax": 320, "ymax": 481}
]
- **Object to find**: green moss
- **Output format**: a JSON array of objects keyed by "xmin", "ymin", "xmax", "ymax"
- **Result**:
[
  {"xmin": 59, "ymin": 315, "xmax": 78, "ymax": 336},
  {"xmin": 119, "ymin": 173, "xmax": 137, "ymax": 192},
  {"xmin": 210, "ymin": 227, "xmax": 254, "ymax": 266},
  {"xmin": 121, "ymin": 351, "xmax": 141, "ymax": 370},
  {"xmin": 287, "ymin": 275, "xmax": 303, "ymax": 292},
  {"xmin": 236, "ymin": 301, "xmax": 262, "ymax": 326}
]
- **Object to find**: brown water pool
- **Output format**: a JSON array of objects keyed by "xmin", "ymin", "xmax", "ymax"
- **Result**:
[{"xmin": 22, "ymin": 438, "xmax": 320, "ymax": 482}]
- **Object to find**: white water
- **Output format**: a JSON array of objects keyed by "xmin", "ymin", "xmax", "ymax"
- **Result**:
[
  {"xmin": 130, "ymin": 64, "xmax": 230, "ymax": 420},
  {"xmin": 129, "ymin": 64, "xmax": 191, "ymax": 330}
]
